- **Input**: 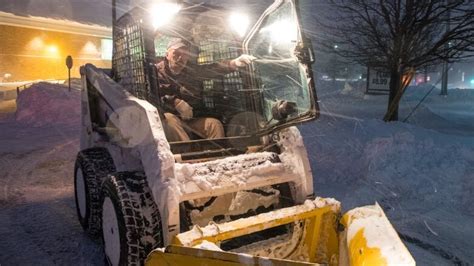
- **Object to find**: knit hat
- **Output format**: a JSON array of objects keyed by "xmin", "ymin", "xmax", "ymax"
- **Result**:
[{"xmin": 167, "ymin": 38, "xmax": 190, "ymax": 50}]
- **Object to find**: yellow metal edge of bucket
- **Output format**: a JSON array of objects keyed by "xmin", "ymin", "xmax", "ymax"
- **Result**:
[
  {"xmin": 148, "ymin": 198, "xmax": 343, "ymax": 265},
  {"xmin": 341, "ymin": 203, "xmax": 416, "ymax": 266},
  {"xmin": 146, "ymin": 245, "xmax": 320, "ymax": 266}
]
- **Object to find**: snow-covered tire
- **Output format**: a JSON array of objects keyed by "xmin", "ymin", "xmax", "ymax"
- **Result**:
[
  {"xmin": 101, "ymin": 172, "xmax": 163, "ymax": 266},
  {"xmin": 74, "ymin": 147, "xmax": 116, "ymax": 238}
]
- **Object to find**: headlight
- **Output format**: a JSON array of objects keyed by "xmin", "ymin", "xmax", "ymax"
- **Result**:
[
  {"xmin": 150, "ymin": 2, "xmax": 181, "ymax": 29},
  {"xmin": 261, "ymin": 19, "xmax": 297, "ymax": 44},
  {"xmin": 229, "ymin": 12, "xmax": 250, "ymax": 37}
]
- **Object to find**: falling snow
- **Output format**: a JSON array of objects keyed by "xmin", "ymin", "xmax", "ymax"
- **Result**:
[{"xmin": 0, "ymin": 79, "xmax": 473, "ymax": 264}]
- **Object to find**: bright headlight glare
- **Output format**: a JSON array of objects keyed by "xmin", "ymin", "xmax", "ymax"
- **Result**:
[
  {"xmin": 262, "ymin": 19, "xmax": 297, "ymax": 44},
  {"xmin": 151, "ymin": 2, "xmax": 181, "ymax": 29},
  {"xmin": 229, "ymin": 12, "xmax": 250, "ymax": 37}
]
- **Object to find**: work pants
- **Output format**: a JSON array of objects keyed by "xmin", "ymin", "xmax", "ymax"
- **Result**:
[{"xmin": 163, "ymin": 112, "xmax": 225, "ymax": 142}]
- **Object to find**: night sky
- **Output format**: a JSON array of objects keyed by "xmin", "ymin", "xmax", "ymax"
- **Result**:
[
  {"xmin": 0, "ymin": 0, "xmax": 113, "ymax": 26},
  {"xmin": 0, "ymin": 0, "xmax": 274, "ymax": 27}
]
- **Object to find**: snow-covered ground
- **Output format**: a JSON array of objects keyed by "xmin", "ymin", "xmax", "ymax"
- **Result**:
[
  {"xmin": 0, "ymin": 81, "xmax": 104, "ymax": 264},
  {"xmin": 0, "ymin": 80, "xmax": 473, "ymax": 265},
  {"xmin": 301, "ymin": 81, "xmax": 474, "ymax": 265}
]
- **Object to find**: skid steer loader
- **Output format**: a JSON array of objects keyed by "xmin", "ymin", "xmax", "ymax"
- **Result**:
[{"xmin": 74, "ymin": 0, "xmax": 415, "ymax": 265}]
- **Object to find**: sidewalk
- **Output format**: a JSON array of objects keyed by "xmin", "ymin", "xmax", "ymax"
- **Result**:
[
  {"xmin": 0, "ymin": 85, "xmax": 17, "ymax": 114},
  {"xmin": 0, "ymin": 99, "xmax": 16, "ymax": 114},
  {"xmin": 0, "ymin": 87, "xmax": 18, "ymax": 101}
]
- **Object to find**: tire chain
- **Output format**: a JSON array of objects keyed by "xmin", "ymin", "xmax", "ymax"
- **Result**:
[
  {"xmin": 104, "ymin": 172, "xmax": 163, "ymax": 265},
  {"xmin": 75, "ymin": 147, "xmax": 116, "ymax": 238}
]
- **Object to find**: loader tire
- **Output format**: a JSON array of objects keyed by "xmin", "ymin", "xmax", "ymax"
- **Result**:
[
  {"xmin": 74, "ymin": 147, "xmax": 116, "ymax": 238},
  {"xmin": 101, "ymin": 172, "xmax": 163, "ymax": 266}
]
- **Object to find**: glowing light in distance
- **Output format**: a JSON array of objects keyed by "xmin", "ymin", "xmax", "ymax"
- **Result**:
[
  {"xmin": 28, "ymin": 37, "xmax": 44, "ymax": 50},
  {"xmin": 229, "ymin": 12, "xmax": 250, "ymax": 37},
  {"xmin": 46, "ymin": 45, "xmax": 59, "ymax": 57},
  {"xmin": 48, "ymin": 46, "xmax": 58, "ymax": 53},
  {"xmin": 150, "ymin": 3, "xmax": 181, "ymax": 29},
  {"xmin": 81, "ymin": 41, "xmax": 99, "ymax": 55}
]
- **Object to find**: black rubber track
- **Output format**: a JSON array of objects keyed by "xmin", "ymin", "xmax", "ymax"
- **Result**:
[
  {"xmin": 74, "ymin": 147, "xmax": 116, "ymax": 238},
  {"xmin": 102, "ymin": 172, "xmax": 163, "ymax": 266}
]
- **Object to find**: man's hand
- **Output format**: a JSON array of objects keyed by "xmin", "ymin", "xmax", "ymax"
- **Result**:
[
  {"xmin": 272, "ymin": 100, "xmax": 296, "ymax": 120},
  {"xmin": 174, "ymin": 99, "xmax": 193, "ymax": 120},
  {"xmin": 231, "ymin": 54, "xmax": 257, "ymax": 68}
]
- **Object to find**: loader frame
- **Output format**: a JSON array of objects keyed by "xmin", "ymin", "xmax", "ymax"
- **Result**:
[
  {"xmin": 80, "ymin": 1, "xmax": 316, "ymax": 243},
  {"xmin": 75, "ymin": 1, "xmax": 415, "ymax": 265}
]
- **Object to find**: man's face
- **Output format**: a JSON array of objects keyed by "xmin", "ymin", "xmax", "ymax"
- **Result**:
[{"xmin": 167, "ymin": 47, "xmax": 190, "ymax": 74}]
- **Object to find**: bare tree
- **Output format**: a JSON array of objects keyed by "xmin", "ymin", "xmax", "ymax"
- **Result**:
[{"xmin": 317, "ymin": 0, "xmax": 474, "ymax": 121}]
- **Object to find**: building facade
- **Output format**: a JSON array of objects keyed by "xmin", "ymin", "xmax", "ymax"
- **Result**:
[{"xmin": 0, "ymin": 11, "xmax": 112, "ymax": 82}]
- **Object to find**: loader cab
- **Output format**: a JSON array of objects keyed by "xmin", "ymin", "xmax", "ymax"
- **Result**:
[{"xmin": 112, "ymin": 0, "xmax": 318, "ymax": 159}]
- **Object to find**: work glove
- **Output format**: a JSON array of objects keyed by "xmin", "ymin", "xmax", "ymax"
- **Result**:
[
  {"xmin": 231, "ymin": 54, "xmax": 257, "ymax": 68},
  {"xmin": 175, "ymin": 99, "xmax": 193, "ymax": 120},
  {"xmin": 161, "ymin": 95, "xmax": 176, "ymax": 104}
]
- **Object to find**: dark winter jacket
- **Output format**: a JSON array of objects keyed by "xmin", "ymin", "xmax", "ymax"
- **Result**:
[{"xmin": 155, "ymin": 58, "xmax": 235, "ymax": 116}]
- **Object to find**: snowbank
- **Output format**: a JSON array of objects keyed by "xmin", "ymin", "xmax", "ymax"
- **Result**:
[
  {"xmin": 303, "ymin": 115, "xmax": 474, "ymax": 213},
  {"xmin": 286, "ymin": 80, "xmax": 474, "ymax": 216},
  {"xmin": 14, "ymin": 82, "xmax": 80, "ymax": 127},
  {"xmin": 302, "ymin": 79, "xmax": 474, "ymax": 263}
]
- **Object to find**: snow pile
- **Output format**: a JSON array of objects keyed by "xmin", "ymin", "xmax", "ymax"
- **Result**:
[
  {"xmin": 301, "ymin": 79, "xmax": 474, "ymax": 262},
  {"xmin": 340, "ymin": 81, "xmax": 366, "ymax": 98},
  {"xmin": 316, "ymin": 80, "xmax": 366, "ymax": 99},
  {"xmin": 226, "ymin": 188, "xmax": 278, "ymax": 214},
  {"xmin": 303, "ymin": 117, "xmax": 474, "ymax": 214},
  {"xmin": 192, "ymin": 240, "xmax": 222, "ymax": 251},
  {"xmin": 298, "ymin": 78, "xmax": 474, "ymax": 262},
  {"xmin": 15, "ymin": 82, "xmax": 80, "ymax": 127},
  {"xmin": 404, "ymin": 86, "xmax": 474, "ymax": 103},
  {"xmin": 401, "ymin": 85, "xmax": 474, "ymax": 112}
]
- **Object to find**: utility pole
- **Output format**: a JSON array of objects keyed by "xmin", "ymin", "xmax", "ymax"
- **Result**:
[
  {"xmin": 332, "ymin": 44, "xmax": 338, "ymax": 82},
  {"xmin": 440, "ymin": 0, "xmax": 451, "ymax": 96},
  {"xmin": 441, "ymin": 55, "xmax": 449, "ymax": 95},
  {"xmin": 424, "ymin": 66, "xmax": 428, "ymax": 83}
]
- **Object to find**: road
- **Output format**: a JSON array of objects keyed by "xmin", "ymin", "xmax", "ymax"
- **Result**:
[{"xmin": 0, "ymin": 122, "xmax": 104, "ymax": 265}]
